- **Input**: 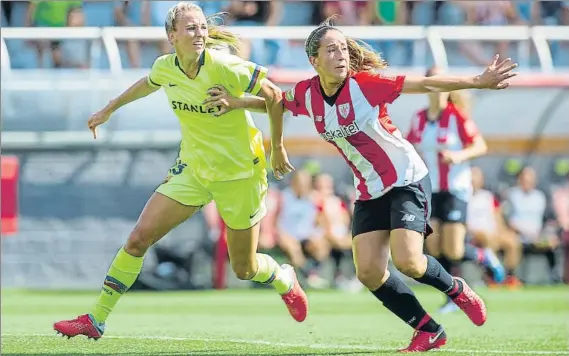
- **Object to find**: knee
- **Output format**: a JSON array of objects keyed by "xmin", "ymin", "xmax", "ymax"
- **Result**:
[
  {"xmin": 428, "ymin": 249, "xmax": 441, "ymax": 259},
  {"xmin": 124, "ymin": 226, "xmax": 153, "ymax": 257},
  {"xmin": 355, "ymin": 262, "xmax": 387, "ymax": 289},
  {"xmin": 305, "ymin": 239, "xmax": 330, "ymax": 261},
  {"xmin": 392, "ymin": 255, "xmax": 426, "ymax": 279},
  {"xmin": 442, "ymin": 241, "xmax": 465, "ymax": 261},
  {"xmin": 231, "ymin": 261, "xmax": 256, "ymax": 280}
]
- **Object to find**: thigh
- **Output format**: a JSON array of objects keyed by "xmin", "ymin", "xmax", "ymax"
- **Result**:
[
  {"xmin": 211, "ymin": 168, "xmax": 268, "ymax": 230},
  {"xmin": 351, "ymin": 197, "xmax": 391, "ymax": 237},
  {"xmin": 155, "ymin": 158, "xmax": 213, "ymax": 208},
  {"xmin": 389, "ymin": 175, "xmax": 433, "ymax": 237},
  {"xmin": 135, "ymin": 192, "xmax": 201, "ymax": 245}
]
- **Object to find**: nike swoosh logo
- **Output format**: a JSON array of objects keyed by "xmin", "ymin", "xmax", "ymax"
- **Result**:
[
  {"xmin": 429, "ymin": 329, "xmax": 444, "ymax": 344},
  {"xmin": 249, "ymin": 210, "xmax": 259, "ymax": 219},
  {"xmin": 168, "ymin": 83, "xmax": 177, "ymax": 87}
]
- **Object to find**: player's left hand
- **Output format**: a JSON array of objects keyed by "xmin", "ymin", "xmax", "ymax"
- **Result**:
[
  {"xmin": 477, "ymin": 54, "xmax": 518, "ymax": 90},
  {"xmin": 271, "ymin": 145, "xmax": 295, "ymax": 180},
  {"xmin": 204, "ymin": 85, "xmax": 240, "ymax": 117},
  {"xmin": 440, "ymin": 150, "xmax": 463, "ymax": 165}
]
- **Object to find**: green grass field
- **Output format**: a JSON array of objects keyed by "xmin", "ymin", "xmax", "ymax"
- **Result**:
[{"xmin": 2, "ymin": 286, "xmax": 568, "ymax": 355}]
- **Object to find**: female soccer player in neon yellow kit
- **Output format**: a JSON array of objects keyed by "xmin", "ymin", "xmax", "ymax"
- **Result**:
[{"xmin": 54, "ymin": 2, "xmax": 308, "ymax": 340}]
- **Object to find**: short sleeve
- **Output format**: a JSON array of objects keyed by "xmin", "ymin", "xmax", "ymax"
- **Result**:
[
  {"xmin": 282, "ymin": 80, "xmax": 311, "ymax": 117},
  {"xmin": 147, "ymin": 55, "xmax": 167, "ymax": 88},
  {"xmin": 453, "ymin": 106, "xmax": 479, "ymax": 146},
  {"xmin": 352, "ymin": 72, "xmax": 406, "ymax": 106},
  {"xmin": 222, "ymin": 55, "xmax": 268, "ymax": 96}
]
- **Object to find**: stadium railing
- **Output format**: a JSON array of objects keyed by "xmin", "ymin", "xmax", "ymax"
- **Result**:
[
  {"xmin": 2, "ymin": 25, "xmax": 569, "ymax": 73},
  {"xmin": 1, "ymin": 26, "xmax": 568, "ymax": 156}
]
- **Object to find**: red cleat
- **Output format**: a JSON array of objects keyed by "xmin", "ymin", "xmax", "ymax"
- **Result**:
[
  {"xmin": 53, "ymin": 314, "xmax": 104, "ymax": 340},
  {"xmin": 280, "ymin": 265, "xmax": 309, "ymax": 322},
  {"xmin": 399, "ymin": 327, "xmax": 447, "ymax": 353},
  {"xmin": 451, "ymin": 277, "xmax": 487, "ymax": 326}
]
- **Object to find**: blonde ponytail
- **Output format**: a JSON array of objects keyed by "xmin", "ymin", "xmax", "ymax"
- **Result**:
[{"xmin": 165, "ymin": 2, "xmax": 241, "ymax": 54}]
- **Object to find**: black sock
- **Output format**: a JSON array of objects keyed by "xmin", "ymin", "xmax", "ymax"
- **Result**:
[
  {"xmin": 414, "ymin": 255, "xmax": 458, "ymax": 294},
  {"xmin": 330, "ymin": 249, "xmax": 344, "ymax": 276},
  {"xmin": 371, "ymin": 274, "xmax": 440, "ymax": 333},
  {"xmin": 463, "ymin": 244, "xmax": 484, "ymax": 264},
  {"xmin": 506, "ymin": 268, "xmax": 515, "ymax": 276}
]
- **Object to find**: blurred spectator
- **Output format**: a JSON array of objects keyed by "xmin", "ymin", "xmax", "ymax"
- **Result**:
[
  {"xmin": 114, "ymin": 0, "xmax": 143, "ymax": 68},
  {"xmin": 313, "ymin": 173, "xmax": 360, "ymax": 291},
  {"xmin": 467, "ymin": 167, "xmax": 522, "ymax": 288},
  {"xmin": 143, "ymin": 1, "xmax": 181, "ymax": 55},
  {"xmin": 532, "ymin": 1, "xmax": 569, "ymax": 25},
  {"xmin": 1, "ymin": 0, "xmax": 13, "ymax": 26},
  {"xmin": 321, "ymin": 1, "xmax": 368, "ymax": 25},
  {"xmin": 25, "ymin": 1, "xmax": 82, "ymax": 68},
  {"xmin": 57, "ymin": 7, "xmax": 90, "ymax": 69},
  {"xmin": 277, "ymin": 170, "xmax": 329, "ymax": 289},
  {"xmin": 225, "ymin": 1, "xmax": 282, "ymax": 63},
  {"xmin": 457, "ymin": 1, "xmax": 522, "ymax": 66},
  {"xmin": 504, "ymin": 167, "xmax": 560, "ymax": 284},
  {"xmin": 273, "ymin": 1, "xmax": 321, "ymax": 68}
]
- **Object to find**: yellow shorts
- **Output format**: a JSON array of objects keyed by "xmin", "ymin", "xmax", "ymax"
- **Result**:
[{"xmin": 155, "ymin": 159, "xmax": 268, "ymax": 230}]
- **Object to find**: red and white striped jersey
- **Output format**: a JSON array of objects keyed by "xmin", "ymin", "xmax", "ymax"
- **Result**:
[
  {"xmin": 282, "ymin": 72, "xmax": 427, "ymax": 201},
  {"xmin": 406, "ymin": 103, "xmax": 479, "ymax": 201}
]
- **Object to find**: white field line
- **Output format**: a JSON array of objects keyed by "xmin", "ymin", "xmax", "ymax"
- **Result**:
[{"xmin": 2, "ymin": 333, "xmax": 568, "ymax": 355}]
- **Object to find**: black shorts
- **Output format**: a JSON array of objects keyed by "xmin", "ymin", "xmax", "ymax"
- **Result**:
[
  {"xmin": 431, "ymin": 191, "xmax": 468, "ymax": 224},
  {"xmin": 352, "ymin": 174, "xmax": 433, "ymax": 237}
]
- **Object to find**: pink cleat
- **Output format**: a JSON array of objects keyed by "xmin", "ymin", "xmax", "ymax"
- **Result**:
[
  {"xmin": 399, "ymin": 326, "xmax": 447, "ymax": 353},
  {"xmin": 280, "ymin": 264, "xmax": 309, "ymax": 322},
  {"xmin": 53, "ymin": 314, "xmax": 104, "ymax": 340},
  {"xmin": 451, "ymin": 277, "xmax": 487, "ymax": 326}
]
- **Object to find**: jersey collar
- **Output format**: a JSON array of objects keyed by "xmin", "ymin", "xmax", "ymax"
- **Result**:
[{"xmin": 175, "ymin": 50, "xmax": 206, "ymax": 79}]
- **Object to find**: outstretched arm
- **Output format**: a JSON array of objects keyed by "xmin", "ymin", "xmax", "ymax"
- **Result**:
[
  {"xmin": 88, "ymin": 77, "xmax": 159, "ymax": 138},
  {"xmin": 107, "ymin": 77, "xmax": 159, "ymax": 112},
  {"xmin": 402, "ymin": 55, "xmax": 518, "ymax": 94}
]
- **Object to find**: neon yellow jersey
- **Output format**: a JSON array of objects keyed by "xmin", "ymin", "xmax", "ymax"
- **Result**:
[{"xmin": 147, "ymin": 49, "xmax": 268, "ymax": 181}]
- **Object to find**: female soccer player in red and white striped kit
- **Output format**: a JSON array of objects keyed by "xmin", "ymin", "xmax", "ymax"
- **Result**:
[
  {"xmin": 406, "ymin": 67, "xmax": 506, "ymax": 314},
  {"xmin": 209, "ymin": 17, "xmax": 517, "ymax": 352}
]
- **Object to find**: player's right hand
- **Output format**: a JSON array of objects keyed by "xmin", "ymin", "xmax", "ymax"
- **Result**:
[
  {"xmin": 271, "ymin": 145, "xmax": 295, "ymax": 180},
  {"xmin": 87, "ymin": 110, "xmax": 112, "ymax": 139}
]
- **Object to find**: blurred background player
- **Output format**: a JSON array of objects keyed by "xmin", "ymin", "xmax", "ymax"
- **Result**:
[
  {"xmin": 276, "ymin": 170, "xmax": 330, "ymax": 289},
  {"xmin": 53, "ymin": 2, "xmax": 306, "ymax": 340},
  {"xmin": 468, "ymin": 166, "xmax": 522, "ymax": 288},
  {"xmin": 406, "ymin": 67, "xmax": 505, "ymax": 313},
  {"xmin": 312, "ymin": 173, "xmax": 360, "ymax": 291},
  {"xmin": 504, "ymin": 166, "xmax": 561, "ymax": 284}
]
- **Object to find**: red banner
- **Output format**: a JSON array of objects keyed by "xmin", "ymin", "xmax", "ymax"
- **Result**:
[{"xmin": 1, "ymin": 156, "xmax": 19, "ymax": 236}]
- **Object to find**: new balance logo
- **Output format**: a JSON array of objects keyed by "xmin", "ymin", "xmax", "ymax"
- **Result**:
[{"xmin": 401, "ymin": 214, "xmax": 416, "ymax": 222}]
